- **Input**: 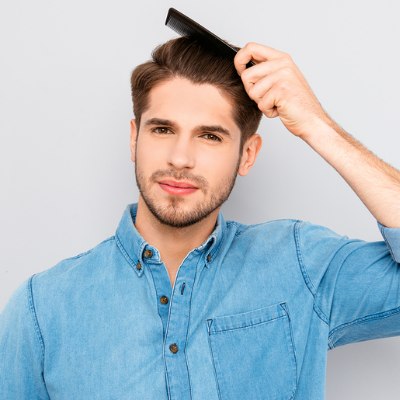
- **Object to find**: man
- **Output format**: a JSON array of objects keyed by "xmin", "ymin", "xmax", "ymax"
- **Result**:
[{"xmin": 0, "ymin": 36, "xmax": 399, "ymax": 399}]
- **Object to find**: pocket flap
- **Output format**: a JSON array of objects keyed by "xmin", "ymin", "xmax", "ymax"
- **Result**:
[{"xmin": 207, "ymin": 302, "xmax": 287, "ymax": 334}]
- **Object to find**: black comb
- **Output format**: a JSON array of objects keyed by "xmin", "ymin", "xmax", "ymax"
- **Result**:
[{"xmin": 165, "ymin": 8, "xmax": 254, "ymax": 68}]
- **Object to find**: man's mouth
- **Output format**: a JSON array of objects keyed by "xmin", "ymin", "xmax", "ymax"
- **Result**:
[{"xmin": 158, "ymin": 179, "xmax": 199, "ymax": 195}]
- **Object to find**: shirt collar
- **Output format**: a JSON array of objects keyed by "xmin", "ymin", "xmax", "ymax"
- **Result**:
[{"xmin": 115, "ymin": 203, "xmax": 226, "ymax": 276}]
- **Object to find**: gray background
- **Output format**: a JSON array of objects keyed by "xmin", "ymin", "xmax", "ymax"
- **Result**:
[{"xmin": 1, "ymin": 0, "xmax": 399, "ymax": 398}]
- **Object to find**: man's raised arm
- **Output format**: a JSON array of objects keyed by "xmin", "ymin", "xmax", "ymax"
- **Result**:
[{"xmin": 234, "ymin": 42, "xmax": 400, "ymax": 228}]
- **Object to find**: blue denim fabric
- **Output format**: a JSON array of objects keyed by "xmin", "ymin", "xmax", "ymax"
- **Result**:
[{"xmin": 1, "ymin": 203, "xmax": 400, "ymax": 399}]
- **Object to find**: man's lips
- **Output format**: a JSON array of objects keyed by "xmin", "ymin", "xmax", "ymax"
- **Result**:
[
  {"xmin": 158, "ymin": 180, "xmax": 199, "ymax": 195},
  {"xmin": 159, "ymin": 180, "xmax": 198, "ymax": 188}
]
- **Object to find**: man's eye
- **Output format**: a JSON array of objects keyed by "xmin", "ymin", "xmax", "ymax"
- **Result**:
[
  {"xmin": 202, "ymin": 133, "xmax": 222, "ymax": 142},
  {"xmin": 152, "ymin": 127, "xmax": 172, "ymax": 134}
]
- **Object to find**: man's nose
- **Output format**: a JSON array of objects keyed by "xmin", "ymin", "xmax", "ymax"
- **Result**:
[{"xmin": 167, "ymin": 135, "xmax": 195, "ymax": 170}]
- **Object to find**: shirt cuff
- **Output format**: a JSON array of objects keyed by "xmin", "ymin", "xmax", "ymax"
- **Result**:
[{"xmin": 378, "ymin": 221, "xmax": 400, "ymax": 263}]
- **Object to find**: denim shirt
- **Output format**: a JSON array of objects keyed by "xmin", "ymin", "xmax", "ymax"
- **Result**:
[{"xmin": 1, "ymin": 203, "xmax": 400, "ymax": 400}]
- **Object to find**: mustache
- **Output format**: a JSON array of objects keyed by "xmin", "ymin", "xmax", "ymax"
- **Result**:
[{"xmin": 151, "ymin": 169, "xmax": 208, "ymax": 191}]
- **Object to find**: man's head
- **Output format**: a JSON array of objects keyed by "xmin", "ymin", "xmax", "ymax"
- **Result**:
[
  {"xmin": 129, "ymin": 37, "xmax": 263, "ymax": 228},
  {"xmin": 131, "ymin": 36, "xmax": 263, "ymax": 148}
]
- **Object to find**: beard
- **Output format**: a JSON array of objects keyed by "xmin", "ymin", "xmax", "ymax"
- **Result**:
[{"xmin": 135, "ymin": 161, "xmax": 240, "ymax": 228}]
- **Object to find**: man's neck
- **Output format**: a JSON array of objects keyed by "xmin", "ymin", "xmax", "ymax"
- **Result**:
[{"xmin": 134, "ymin": 197, "xmax": 219, "ymax": 285}]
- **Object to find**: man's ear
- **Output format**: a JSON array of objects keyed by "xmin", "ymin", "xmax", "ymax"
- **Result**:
[
  {"xmin": 130, "ymin": 119, "xmax": 138, "ymax": 163},
  {"xmin": 238, "ymin": 133, "xmax": 262, "ymax": 176}
]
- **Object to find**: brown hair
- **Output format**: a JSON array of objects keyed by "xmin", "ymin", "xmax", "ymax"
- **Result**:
[{"xmin": 130, "ymin": 36, "xmax": 262, "ymax": 147}]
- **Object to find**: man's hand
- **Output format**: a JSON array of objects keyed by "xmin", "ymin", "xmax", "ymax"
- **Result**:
[{"xmin": 234, "ymin": 42, "xmax": 330, "ymax": 140}]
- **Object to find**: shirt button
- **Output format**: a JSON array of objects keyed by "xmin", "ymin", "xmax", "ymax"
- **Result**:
[
  {"xmin": 207, "ymin": 254, "xmax": 212, "ymax": 262},
  {"xmin": 169, "ymin": 343, "xmax": 179, "ymax": 354},
  {"xmin": 136, "ymin": 261, "xmax": 142, "ymax": 270},
  {"xmin": 160, "ymin": 295, "xmax": 169, "ymax": 305},
  {"xmin": 143, "ymin": 249, "xmax": 153, "ymax": 259}
]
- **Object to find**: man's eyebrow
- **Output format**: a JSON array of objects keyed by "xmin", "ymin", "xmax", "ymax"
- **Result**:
[
  {"xmin": 196, "ymin": 125, "xmax": 231, "ymax": 137},
  {"xmin": 143, "ymin": 118, "xmax": 231, "ymax": 137},
  {"xmin": 144, "ymin": 118, "xmax": 176, "ymax": 127}
]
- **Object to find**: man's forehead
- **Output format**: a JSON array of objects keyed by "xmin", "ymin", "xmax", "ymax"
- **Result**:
[
  {"xmin": 143, "ymin": 77, "xmax": 240, "ymax": 133},
  {"xmin": 147, "ymin": 76, "xmax": 227, "ymax": 101}
]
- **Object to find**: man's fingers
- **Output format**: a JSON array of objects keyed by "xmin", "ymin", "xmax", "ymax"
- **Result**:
[
  {"xmin": 247, "ymin": 74, "xmax": 275, "ymax": 101},
  {"xmin": 241, "ymin": 59, "xmax": 289, "ymax": 92},
  {"xmin": 234, "ymin": 42, "xmax": 286, "ymax": 75},
  {"xmin": 258, "ymin": 92, "xmax": 279, "ymax": 118}
]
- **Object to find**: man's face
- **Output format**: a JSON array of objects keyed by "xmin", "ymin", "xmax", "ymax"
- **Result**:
[{"xmin": 131, "ymin": 77, "xmax": 253, "ymax": 228}]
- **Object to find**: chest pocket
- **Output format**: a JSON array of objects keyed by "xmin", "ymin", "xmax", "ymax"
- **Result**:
[{"xmin": 206, "ymin": 302, "xmax": 297, "ymax": 400}]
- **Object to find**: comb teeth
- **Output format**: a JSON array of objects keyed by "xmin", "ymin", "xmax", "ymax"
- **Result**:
[
  {"xmin": 165, "ymin": 8, "xmax": 254, "ymax": 67},
  {"xmin": 166, "ymin": 9, "xmax": 205, "ymax": 37},
  {"xmin": 165, "ymin": 8, "xmax": 238, "ymax": 58}
]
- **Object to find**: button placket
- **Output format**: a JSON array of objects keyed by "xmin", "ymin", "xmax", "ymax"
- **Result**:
[{"xmin": 163, "ymin": 252, "xmax": 201, "ymax": 400}]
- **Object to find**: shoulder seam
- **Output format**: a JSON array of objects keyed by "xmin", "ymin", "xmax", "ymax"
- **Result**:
[
  {"xmin": 294, "ymin": 221, "xmax": 317, "ymax": 296},
  {"xmin": 294, "ymin": 221, "xmax": 330, "ymax": 325},
  {"xmin": 233, "ymin": 219, "xmax": 301, "ymax": 238},
  {"xmin": 61, "ymin": 236, "xmax": 115, "ymax": 262},
  {"xmin": 27, "ymin": 275, "xmax": 45, "ymax": 366}
]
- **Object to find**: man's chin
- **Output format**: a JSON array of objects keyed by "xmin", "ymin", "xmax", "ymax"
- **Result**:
[
  {"xmin": 151, "ymin": 206, "xmax": 207, "ymax": 228},
  {"xmin": 143, "ymin": 197, "xmax": 216, "ymax": 228}
]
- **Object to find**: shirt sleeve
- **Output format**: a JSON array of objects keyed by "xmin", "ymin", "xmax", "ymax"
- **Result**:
[
  {"xmin": 295, "ymin": 220, "xmax": 400, "ymax": 349},
  {"xmin": 378, "ymin": 222, "xmax": 400, "ymax": 263},
  {"xmin": 0, "ymin": 276, "xmax": 50, "ymax": 399}
]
